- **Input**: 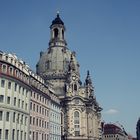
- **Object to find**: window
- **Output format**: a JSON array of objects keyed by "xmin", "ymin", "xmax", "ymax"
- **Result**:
[
  {"xmin": 54, "ymin": 28, "xmax": 59, "ymax": 38},
  {"xmin": 26, "ymin": 90, "xmax": 28, "ymax": 97},
  {"xmin": 75, "ymin": 131, "xmax": 80, "ymax": 137},
  {"xmin": 17, "ymin": 114, "xmax": 20, "ymax": 123},
  {"xmin": 42, "ymin": 133, "xmax": 44, "ymax": 140},
  {"xmin": 15, "ymin": 83, "xmax": 17, "ymax": 91},
  {"xmin": 7, "ymin": 97, "xmax": 10, "ymax": 104},
  {"xmin": 40, "ymin": 106, "xmax": 41, "ymax": 114},
  {"xmin": 18, "ymin": 99, "xmax": 20, "ymax": 107},
  {"xmin": 2, "ymin": 64, "xmax": 7, "ymax": 73},
  {"xmin": 47, "ymin": 122, "xmax": 49, "ymax": 129},
  {"xmin": 17, "ymin": 130, "xmax": 19, "ymax": 140},
  {"xmin": 21, "ymin": 115, "xmax": 23, "ymax": 124},
  {"xmin": 0, "ymin": 95, "xmax": 4, "ymax": 103},
  {"xmin": 14, "ymin": 97, "xmax": 16, "ymax": 106},
  {"xmin": 62, "ymin": 29, "xmax": 64, "ymax": 39},
  {"xmin": 1, "ymin": 79, "xmax": 5, "ymax": 87},
  {"xmin": 21, "ymin": 131, "xmax": 23, "ymax": 140},
  {"xmin": 5, "ymin": 129, "xmax": 9, "ymax": 140},
  {"xmin": 30, "ymin": 102, "xmax": 32, "ymax": 110},
  {"xmin": 33, "ymin": 104, "xmax": 35, "ymax": 111},
  {"xmin": 37, "ymin": 94, "xmax": 39, "ymax": 100},
  {"xmin": 8, "ymin": 82, "xmax": 11, "ymax": 89},
  {"xmin": 11, "ymin": 58, "xmax": 13, "ymax": 63},
  {"xmin": 39, "ymin": 119, "xmax": 41, "ymax": 127},
  {"xmin": 33, "ymin": 132, "xmax": 35, "ymax": 140},
  {"xmin": 37, "ymin": 105, "xmax": 38, "ymax": 112},
  {"xmin": 9, "ymin": 67, "xmax": 13, "ymax": 75},
  {"xmin": 15, "ymin": 70, "xmax": 19, "ymax": 77},
  {"xmin": 30, "ymin": 116, "xmax": 32, "ymax": 124},
  {"xmin": 33, "ymin": 117, "xmax": 35, "ymax": 125},
  {"xmin": 12, "ymin": 129, "xmax": 15, "ymax": 140},
  {"xmin": 24, "ymin": 132, "xmax": 26, "ymax": 140},
  {"xmin": 6, "ymin": 112, "xmax": 9, "ymax": 121},
  {"xmin": 22, "ymin": 88, "xmax": 24, "ymax": 95},
  {"xmin": 36, "ymin": 132, "xmax": 38, "ymax": 140},
  {"xmin": 45, "ymin": 61, "xmax": 50, "ymax": 69},
  {"xmin": 47, "ymin": 134, "xmax": 49, "ymax": 140},
  {"xmin": 19, "ymin": 86, "xmax": 21, "ymax": 93},
  {"xmin": 36, "ymin": 118, "xmax": 38, "ymax": 126},
  {"xmin": 13, "ymin": 112, "xmax": 16, "ymax": 122},
  {"xmin": 74, "ymin": 84, "xmax": 77, "ymax": 91},
  {"xmin": 74, "ymin": 111, "xmax": 80, "ymax": 136},
  {"xmin": 0, "ymin": 111, "xmax": 3, "ymax": 120},
  {"xmin": 0, "ymin": 129, "xmax": 2, "ymax": 139},
  {"xmin": 45, "ymin": 134, "xmax": 46, "ymax": 140},
  {"xmin": 25, "ymin": 117, "xmax": 27, "ymax": 126},
  {"xmin": 42, "ymin": 108, "xmax": 44, "ymax": 115},
  {"xmin": 22, "ymin": 101, "xmax": 24, "ymax": 109},
  {"xmin": 25, "ymin": 103, "xmax": 27, "ymax": 110}
]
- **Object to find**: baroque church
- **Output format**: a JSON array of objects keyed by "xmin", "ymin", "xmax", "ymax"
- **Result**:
[{"xmin": 36, "ymin": 13, "xmax": 102, "ymax": 140}]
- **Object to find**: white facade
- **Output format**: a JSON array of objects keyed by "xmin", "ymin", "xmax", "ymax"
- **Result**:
[
  {"xmin": 0, "ymin": 52, "xmax": 30, "ymax": 140},
  {"xmin": 0, "ymin": 51, "xmax": 61, "ymax": 140}
]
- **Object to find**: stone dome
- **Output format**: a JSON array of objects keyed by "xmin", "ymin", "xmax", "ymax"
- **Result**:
[
  {"xmin": 36, "ymin": 47, "xmax": 79, "ymax": 79},
  {"xmin": 36, "ymin": 13, "xmax": 80, "ymax": 95}
]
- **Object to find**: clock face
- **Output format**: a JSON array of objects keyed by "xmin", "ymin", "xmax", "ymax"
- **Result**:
[{"xmin": 72, "ymin": 75, "xmax": 76, "ymax": 80}]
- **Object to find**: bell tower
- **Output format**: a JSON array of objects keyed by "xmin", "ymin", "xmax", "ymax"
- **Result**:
[{"xmin": 49, "ymin": 12, "xmax": 67, "ymax": 48}]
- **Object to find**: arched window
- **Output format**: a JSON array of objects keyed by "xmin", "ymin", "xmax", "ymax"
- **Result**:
[
  {"xmin": 9, "ymin": 67, "xmax": 13, "ymax": 75},
  {"xmin": 54, "ymin": 28, "xmax": 59, "ymax": 38},
  {"xmin": 15, "ymin": 70, "xmax": 19, "ymax": 78},
  {"xmin": 74, "ymin": 111, "xmax": 80, "ymax": 136},
  {"xmin": 2, "ymin": 64, "xmax": 7, "ymax": 73}
]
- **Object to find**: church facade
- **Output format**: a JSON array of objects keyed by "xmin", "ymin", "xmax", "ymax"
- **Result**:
[
  {"xmin": 37, "ymin": 13, "xmax": 102, "ymax": 140},
  {"xmin": 0, "ymin": 13, "xmax": 102, "ymax": 140}
]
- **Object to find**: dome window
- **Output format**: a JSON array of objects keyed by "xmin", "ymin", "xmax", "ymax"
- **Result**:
[
  {"xmin": 45, "ymin": 61, "xmax": 49, "ymax": 69},
  {"xmin": 54, "ymin": 28, "xmax": 59, "ymax": 38},
  {"xmin": 62, "ymin": 29, "xmax": 64, "ymax": 39}
]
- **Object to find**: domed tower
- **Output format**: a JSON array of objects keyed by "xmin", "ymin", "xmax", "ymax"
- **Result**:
[
  {"xmin": 37, "ymin": 13, "xmax": 102, "ymax": 140},
  {"xmin": 36, "ymin": 13, "xmax": 80, "ymax": 96}
]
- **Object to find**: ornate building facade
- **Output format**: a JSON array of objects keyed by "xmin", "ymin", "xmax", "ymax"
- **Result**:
[
  {"xmin": 37, "ymin": 13, "xmax": 102, "ymax": 140},
  {"xmin": 0, "ymin": 13, "xmax": 102, "ymax": 140}
]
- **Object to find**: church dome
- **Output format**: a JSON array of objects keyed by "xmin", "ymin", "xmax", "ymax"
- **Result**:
[
  {"xmin": 36, "ymin": 13, "xmax": 79, "ymax": 81},
  {"xmin": 36, "ymin": 48, "xmax": 79, "ymax": 79}
]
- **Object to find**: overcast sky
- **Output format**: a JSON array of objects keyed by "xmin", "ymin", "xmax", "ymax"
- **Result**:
[{"xmin": 0, "ymin": 0, "xmax": 140, "ymax": 137}]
